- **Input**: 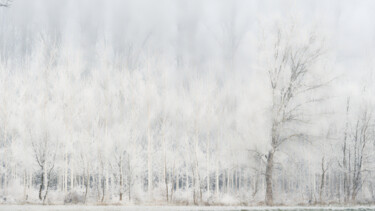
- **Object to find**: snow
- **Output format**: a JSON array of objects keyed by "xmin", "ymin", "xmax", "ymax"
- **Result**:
[
  {"xmin": 1, "ymin": 0, "xmax": 375, "ymax": 207},
  {"xmin": 0, "ymin": 206, "xmax": 375, "ymax": 211}
]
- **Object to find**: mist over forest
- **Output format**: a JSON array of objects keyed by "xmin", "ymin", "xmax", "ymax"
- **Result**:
[{"xmin": 0, "ymin": 0, "xmax": 375, "ymax": 206}]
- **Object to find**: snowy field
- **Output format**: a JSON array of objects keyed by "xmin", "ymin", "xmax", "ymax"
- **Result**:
[{"xmin": 0, "ymin": 206, "xmax": 375, "ymax": 211}]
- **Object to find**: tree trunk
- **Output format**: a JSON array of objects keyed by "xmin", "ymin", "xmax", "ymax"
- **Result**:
[
  {"xmin": 176, "ymin": 173, "xmax": 180, "ymax": 191},
  {"xmin": 43, "ymin": 173, "xmax": 50, "ymax": 204},
  {"xmin": 170, "ymin": 162, "xmax": 175, "ymax": 201},
  {"xmin": 147, "ymin": 105, "xmax": 153, "ymax": 200},
  {"xmin": 23, "ymin": 170, "xmax": 27, "ymax": 201},
  {"xmin": 225, "ymin": 170, "xmax": 229, "ymax": 193},
  {"xmin": 163, "ymin": 134, "xmax": 168, "ymax": 202},
  {"xmin": 85, "ymin": 166, "xmax": 89, "ymax": 204},
  {"xmin": 128, "ymin": 154, "xmax": 132, "ymax": 201},
  {"xmin": 235, "ymin": 169, "xmax": 237, "ymax": 191},
  {"xmin": 119, "ymin": 158, "xmax": 123, "ymax": 201},
  {"xmin": 319, "ymin": 157, "xmax": 327, "ymax": 203},
  {"xmin": 215, "ymin": 161, "xmax": 219, "ymax": 195},
  {"xmin": 29, "ymin": 171, "xmax": 32, "ymax": 197},
  {"xmin": 185, "ymin": 165, "xmax": 189, "ymax": 201},
  {"xmin": 265, "ymin": 150, "xmax": 274, "ymax": 205},
  {"xmin": 238, "ymin": 168, "xmax": 241, "ymax": 192},
  {"xmin": 97, "ymin": 175, "xmax": 101, "ymax": 202},
  {"xmin": 70, "ymin": 163, "xmax": 74, "ymax": 191},
  {"xmin": 194, "ymin": 132, "xmax": 202, "ymax": 203},
  {"xmin": 64, "ymin": 150, "xmax": 68, "ymax": 194},
  {"xmin": 105, "ymin": 167, "xmax": 108, "ymax": 201},
  {"xmin": 206, "ymin": 137, "xmax": 210, "ymax": 196},
  {"xmin": 343, "ymin": 98, "xmax": 350, "ymax": 203},
  {"xmin": 229, "ymin": 170, "xmax": 232, "ymax": 191},
  {"xmin": 343, "ymin": 141, "xmax": 349, "ymax": 202},
  {"xmin": 39, "ymin": 167, "xmax": 44, "ymax": 201}
]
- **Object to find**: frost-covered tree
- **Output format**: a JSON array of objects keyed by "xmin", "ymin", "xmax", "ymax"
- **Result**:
[
  {"xmin": 259, "ymin": 23, "xmax": 329, "ymax": 205},
  {"xmin": 0, "ymin": 0, "xmax": 374, "ymax": 206}
]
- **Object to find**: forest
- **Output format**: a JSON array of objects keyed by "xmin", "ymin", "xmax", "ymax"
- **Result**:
[{"xmin": 0, "ymin": 0, "xmax": 375, "ymax": 206}]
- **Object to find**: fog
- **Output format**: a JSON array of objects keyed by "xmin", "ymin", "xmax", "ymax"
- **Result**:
[
  {"xmin": 0, "ymin": 0, "xmax": 375, "ymax": 206},
  {"xmin": 1, "ymin": 0, "xmax": 374, "ymax": 74}
]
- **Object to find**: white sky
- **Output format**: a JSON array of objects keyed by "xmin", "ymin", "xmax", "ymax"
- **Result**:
[{"xmin": 0, "ymin": 0, "xmax": 374, "ymax": 79}]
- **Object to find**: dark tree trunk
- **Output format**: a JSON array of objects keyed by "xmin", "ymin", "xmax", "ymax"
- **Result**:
[
  {"xmin": 101, "ymin": 178, "xmax": 105, "ymax": 203},
  {"xmin": 319, "ymin": 167, "xmax": 325, "ymax": 202},
  {"xmin": 119, "ymin": 159, "xmax": 123, "ymax": 201},
  {"xmin": 39, "ymin": 169, "xmax": 44, "ymax": 201},
  {"xmin": 43, "ymin": 176, "xmax": 50, "ymax": 204},
  {"xmin": 84, "ymin": 172, "xmax": 89, "ymax": 204},
  {"xmin": 265, "ymin": 150, "xmax": 274, "ymax": 205},
  {"xmin": 128, "ymin": 155, "xmax": 132, "ymax": 201}
]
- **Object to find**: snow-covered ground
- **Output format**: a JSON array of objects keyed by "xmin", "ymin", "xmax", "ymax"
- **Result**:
[{"xmin": 0, "ymin": 206, "xmax": 375, "ymax": 211}]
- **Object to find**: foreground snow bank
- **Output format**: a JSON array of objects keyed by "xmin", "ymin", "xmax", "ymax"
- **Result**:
[{"xmin": 0, "ymin": 205, "xmax": 375, "ymax": 211}]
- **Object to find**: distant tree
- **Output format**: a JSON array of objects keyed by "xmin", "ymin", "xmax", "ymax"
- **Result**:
[{"xmin": 31, "ymin": 128, "xmax": 58, "ymax": 203}]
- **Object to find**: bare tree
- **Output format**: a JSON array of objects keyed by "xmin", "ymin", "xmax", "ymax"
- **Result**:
[
  {"xmin": 339, "ymin": 96, "xmax": 374, "ymax": 202},
  {"xmin": 339, "ymin": 97, "xmax": 351, "ymax": 202},
  {"xmin": 31, "ymin": 131, "xmax": 57, "ymax": 204},
  {"xmin": 319, "ymin": 156, "xmax": 329, "ymax": 203},
  {"xmin": 263, "ymin": 24, "xmax": 327, "ymax": 205},
  {"xmin": 350, "ymin": 108, "xmax": 372, "ymax": 201}
]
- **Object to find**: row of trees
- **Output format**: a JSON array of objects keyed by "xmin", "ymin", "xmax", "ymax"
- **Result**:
[{"xmin": 0, "ymin": 17, "xmax": 374, "ymax": 205}]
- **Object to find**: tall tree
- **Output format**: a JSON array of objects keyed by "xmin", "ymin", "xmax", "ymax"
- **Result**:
[{"xmin": 261, "ymin": 24, "xmax": 327, "ymax": 205}]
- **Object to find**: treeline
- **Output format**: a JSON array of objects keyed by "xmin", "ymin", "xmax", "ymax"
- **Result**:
[
  {"xmin": 0, "ymin": 1, "xmax": 374, "ymax": 205},
  {"xmin": 0, "ymin": 25, "xmax": 374, "ymax": 206}
]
